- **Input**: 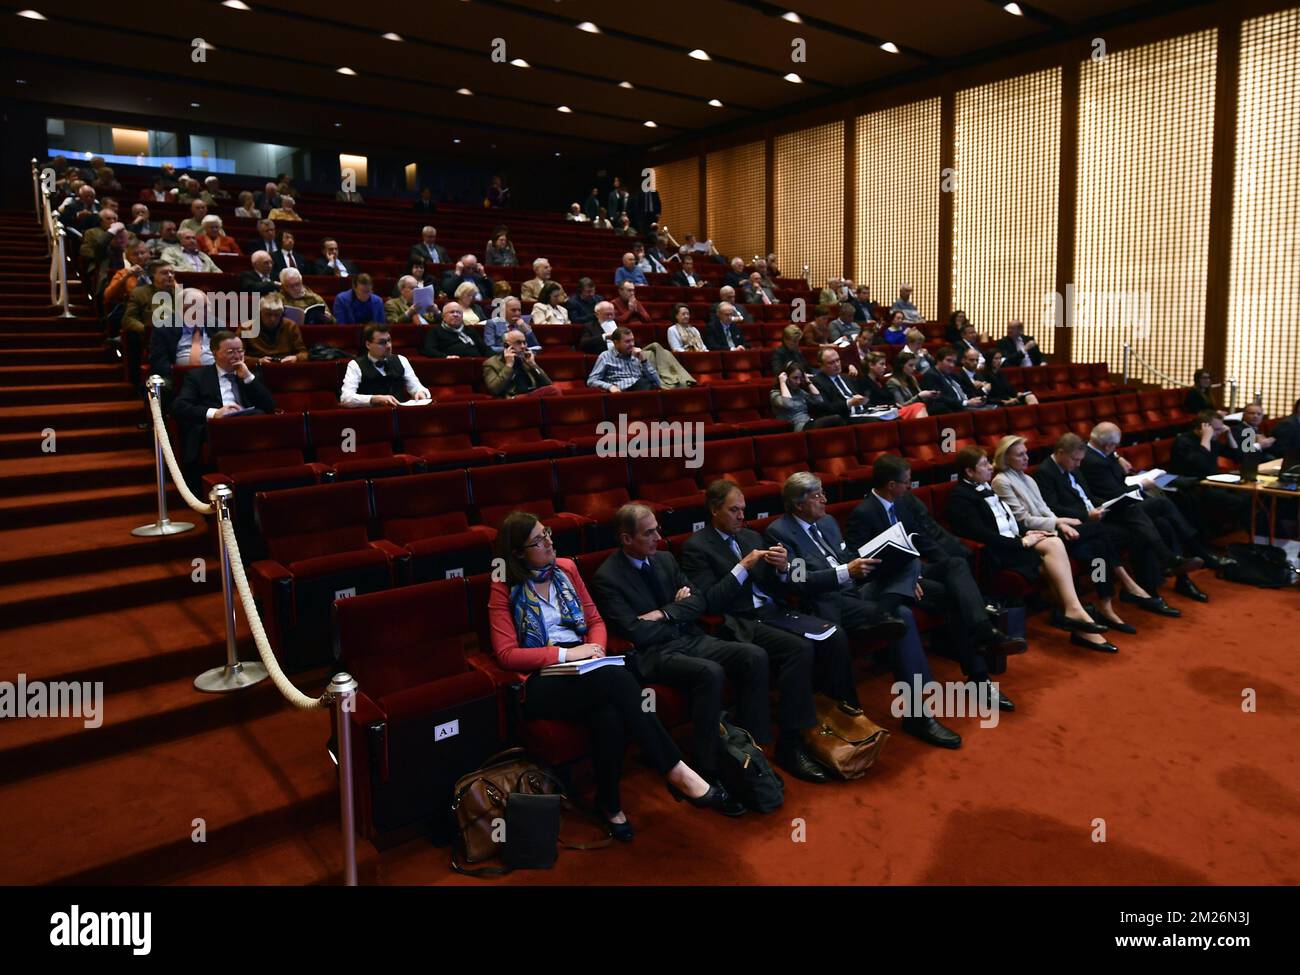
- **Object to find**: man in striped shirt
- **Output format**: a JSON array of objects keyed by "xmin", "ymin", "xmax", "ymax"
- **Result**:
[{"xmin": 587, "ymin": 327, "xmax": 662, "ymax": 393}]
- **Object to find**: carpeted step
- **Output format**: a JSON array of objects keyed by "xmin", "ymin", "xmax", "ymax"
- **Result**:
[
  {"xmin": 170, "ymin": 813, "xmax": 382, "ymax": 886},
  {"xmin": 0, "ymin": 319, "xmax": 101, "ymax": 334},
  {"xmin": 6, "ymin": 347, "xmax": 115, "ymax": 364},
  {"xmin": 0, "ymin": 481, "xmax": 181, "ymax": 526},
  {"xmin": 0, "ymin": 424, "xmax": 148, "ymax": 459},
  {"xmin": 0, "ymin": 363, "xmax": 125, "ymax": 385},
  {"xmin": 0, "ymin": 446, "xmax": 156, "ymax": 493},
  {"xmin": 0, "ymin": 399, "xmax": 143, "ymax": 433},
  {"xmin": 0, "ymin": 381, "xmax": 135, "ymax": 406},
  {"xmin": 0, "ymin": 331, "xmax": 104, "ymax": 349},
  {"xmin": 0, "ymin": 703, "xmax": 338, "ymax": 885}
]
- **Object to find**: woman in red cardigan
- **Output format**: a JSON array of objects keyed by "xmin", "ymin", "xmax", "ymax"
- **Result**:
[{"xmin": 488, "ymin": 512, "xmax": 733, "ymax": 840}]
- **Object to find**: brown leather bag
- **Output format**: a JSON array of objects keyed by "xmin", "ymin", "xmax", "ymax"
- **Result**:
[{"xmin": 802, "ymin": 695, "xmax": 890, "ymax": 779}]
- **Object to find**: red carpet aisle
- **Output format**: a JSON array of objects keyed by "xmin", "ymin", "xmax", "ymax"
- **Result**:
[{"xmin": 0, "ymin": 206, "xmax": 1296, "ymax": 885}]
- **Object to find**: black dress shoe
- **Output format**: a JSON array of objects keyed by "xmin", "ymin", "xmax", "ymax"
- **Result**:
[
  {"xmin": 983, "ymin": 627, "xmax": 1028, "ymax": 655},
  {"xmin": 1120, "ymin": 590, "xmax": 1181, "ymax": 617},
  {"xmin": 1163, "ymin": 555, "xmax": 1204, "ymax": 577},
  {"xmin": 667, "ymin": 780, "xmax": 747, "ymax": 816},
  {"xmin": 901, "ymin": 716, "xmax": 962, "ymax": 749},
  {"xmin": 862, "ymin": 615, "xmax": 908, "ymax": 643},
  {"xmin": 1174, "ymin": 575, "xmax": 1209, "ymax": 602},
  {"xmin": 607, "ymin": 818, "xmax": 634, "ymax": 842},
  {"xmin": 1050, "ymin": 609, "xmax": 1109, "ymax": 634},
  {"xmin": 776, "ymin": 744, "xmax": 832, "ymax": 783},
  {"xmin": 977, "ymin": 680, "xmax": 1015, "ymax": 712},
  {"xmin": 1070, "ymin": 631, "xmax": 1119, "ymax": 653},
  {"xmin": 1085, "ymin": 603, "xmax": 1137, "ymax": 635}
]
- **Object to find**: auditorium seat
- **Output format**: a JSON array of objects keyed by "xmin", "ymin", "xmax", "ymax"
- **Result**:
[
  {"xmin": 1035, "ymin": 402, "xmax": 1070, "ymax": 445},
  {"xmin": 537, "ymin": 353, "xmax": 591, "ymax": 392},
  {"xmin": 806, "ymin": 426, "xmax": 873, "ymax": 498},
  {"xmin": 756, "ymin": 432, "xmax": 841, "ymax": 499},
  {"xmin": 711, "ymin": 384, "xmax": 791, "ymax": 435},
  {"xmin": 259, "ymin": 360, "xmax": 347, "ymax": 412},
  {"xmin": 372, "ymin": 471, "xmax": 496, "ymax": 582},
  {"xmin": 661, "ymin": 387, "xmax": 735, "ymax": 439},
  {"xmin": 309, "ymin": 407, "xmax": 420, "ymax": 480},
  {"xmin": 409, "ymin": 358, "xmax": 485, "ymax": 401},
  {"xmin": 1004, "ymin": 405, "xmax": 1045, "ymax": 453},
  {"xmin": 473, "ymin": 398, "xmax": 572, "ymax": 460},
  {"xmin": 855, "ymin": 421, "xmax": 902, "ymax": 468},
  {"xmin": 1066, "ymin": 397, "xmax": 1095, "ymax": 437},
  {"xmin": 972, "ymin": 408, "xmax": 1008, "ymax": 451},
  {"xmin": 542, "ymin": 394, "xmax": 608, "ymax": 451},
  {"xmin": 396, "ymin": 401, "xmax": 502, "ymax": 469},
  {"xmin": 898, "ymin": 416, "xmax": 946, "ymax": 481},
  {"xmin": 468, "ymin": 460, "xmax": 588, "ymax": 555},
  {"xmin": 628, "ymin": 455, "xmax": 708, "ymax": 534},
  {"xmin": 676, "ymin": 351, "xmax": 725, "ymax": 385},
  {"xmin": 555, "ymin": 455, "xmax": 667, "ymax": 550},
  {"xmin": 251, "ymin": 480, "xmax": 406, "ymax": 670},
  {"xmin": 334, "ymin": 579, "xmax": 502, "ymax": 843},
  {"xmin": 720, "ymin": 349, "xmax": 765, "ymax": 384},
  {"xmin": 696, "ymin": 438, "xmax": 782, "ymax": 517}
]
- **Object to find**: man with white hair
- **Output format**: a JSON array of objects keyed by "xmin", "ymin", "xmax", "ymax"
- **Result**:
[
  {"xmin": 723, "ymin": 256, "xmax": 748, "ymax": 288},
  {"xmin": 203, "ymin": 175, "xmax": 231, "ymax": 203},
  {"xmin": 254, "ymin": 181, "xmax": 281, "ymax": 213},
  {"xmin": 150, "ymin": 287, "xmax": 219, "ymax": 381},
  {"xmin": 267, "ymin": 196, "xmax": 302, "ymax": 222},
  {"xmin": 197, "ymin": 215, "xmax": 241, "ymax": 256},
  {"xmin": 565, "ymin": 202, "xmax": 589, "ymax": 222},
  {"xmin": 162, "ymin": 228, "xmax": 220, "ymax": 273},
  {"xmin": 705, "ymin": 301, "xmax": 747, "ymax": 352},
  {"xmin": 482, "ymin": 297, "xmax": 540, "ymax": 353},
  {"xmin": 246, "ymin": 218, "xmax": 279, "ymax": 257},
  {"xmin": 891, "ymin": 284, "xmax": 923, "ymax": 323},
  {"xmin": 179, "ymin": 198, "xmax": 209, "ymax": 236},
  {"xmin": 409, "ymin": 226, "xmax": 448, "ymax": 267},
  {"xmin": 238, "ymin": 251, "xmax": 278, "ymax": 296},
  {"xmin": 482, "ymin": 328, "xmax": 558, "ymax": 398},
  {"xmin": 520, "ymin": 258, "xmax": 553, "ymax": 304},
  {"xmin": 276, "ymin": 267, "xmax": 333, "ymax": 322},
  {"xmin": 77, "ymin": 208, "xmax": 118, "ymax": 280},
  {"xmin": 715, "ymin": 284, "xmax": 753, "ymax": 325},
  {"xmin": 440, "ymin": 254, "xmax": 491, "ymax": 303},
  {"xmin": 243, "ymin": 293, "xmax": 307, "ymax": 365},
  {"xmin": 127, "ymin": 203, "xmax": 158, "ymax": 238}
]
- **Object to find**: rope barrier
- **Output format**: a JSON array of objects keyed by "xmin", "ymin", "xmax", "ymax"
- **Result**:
[{"xmin": 146, "ymin": 389, "xmax": 214, "ymax": 516}]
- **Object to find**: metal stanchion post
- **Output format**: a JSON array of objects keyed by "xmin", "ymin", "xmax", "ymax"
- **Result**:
[
  {"xmin": 326, "ymin": 673, "xmax": 360, "ymax": 886},
  {"xmin": 56, "ymin": 226, "xmax": 76, "ymax": 319},
  {"xmin": 195, "ymin": 484, "xmax": 269, "ymax": 693},
  {"xmin": 31, "ymin": 159, "xmax": 40, "ymax": 230},
  {"xmin": 134, "ymin": 376, "xmax": 196, "ymax": 537},
  {"xmin": 1255, "ymin": 389, "xmax": 1262, "ymax": 406},
  {"xmin": 1122, "ymin": 343, "xmax": 1130, "ymax": 387},
  {"xmin": 1227, "ymin": 379, "xmax": 1238, "ymax": 412}
]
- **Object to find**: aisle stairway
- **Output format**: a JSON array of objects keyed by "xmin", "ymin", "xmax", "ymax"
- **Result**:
[{"xmin": 0, "ymin": 210, "xmax": 346, "ymax": 884}]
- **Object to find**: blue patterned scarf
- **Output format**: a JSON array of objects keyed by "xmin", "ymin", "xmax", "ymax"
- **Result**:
[{"xmin": 509, "ymin": 562, "xmax": 587, "ymax": 648}]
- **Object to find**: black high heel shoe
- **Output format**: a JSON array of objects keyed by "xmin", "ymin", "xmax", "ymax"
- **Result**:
[
  {"xmin": 605, "ymin": 818, "xmax": 634, "ymax": 842},
  {"xmin": 667, "ymin": 780, "xmax": 747, "ymax": 817}
]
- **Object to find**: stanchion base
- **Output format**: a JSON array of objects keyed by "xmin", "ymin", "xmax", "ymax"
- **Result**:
[
  {"xmin": 194, "ymin": 661, "xmax": 270, "ymax": 693},
  {"xmin": 132, "ymin": 520, "xmax": 196, "ymax": 537}
]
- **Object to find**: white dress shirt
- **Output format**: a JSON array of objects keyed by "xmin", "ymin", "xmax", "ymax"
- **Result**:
[
  {"xmin": 339, "ymin": 354, "xmax": 429, "ymax": 407},
  {"xmin": 205, "ymin": 366, "xmax": 256, "ymax": 419}
]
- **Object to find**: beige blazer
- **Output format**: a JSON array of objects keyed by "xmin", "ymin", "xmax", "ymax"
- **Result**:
[{"xmin": 991, "ymin": 468, "xmax": 1059, "ymax": 532}]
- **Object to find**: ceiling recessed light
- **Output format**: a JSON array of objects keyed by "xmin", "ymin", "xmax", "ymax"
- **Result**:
[
  {"xmin": 333, "ymin": 122, "xmax": 342, "ymax": 127},
  {"xmin": 880, "ymin": 41, "xmax": 900, "ymax": 54},
  {"xmin": 382, "ymin": 31, "xmax": 403, "ymax": 41},
  {"xmin": 707, "ymin": 98, "xmax": 723, "ymax": 107},
  {"xmin": 1003, "ymin": 2, "xmax": 1024, "ymax": 14},
  {"xmin": 16, "ymin": 79, "xmax": 28, "ymax": 85},
  {"xmin": 221, "ymin": 0, "xmax": 250, "ymax": 9},
  {"xmin": 576, "ymin": 21, "xmax": 600, "ymax": 33},
  {"xmin": 618, "ymin": 81, "xmax": 633, "ymax": 89},
  {"xmin": 643, "ymin": 120, "xmax": 657, "ymax": 128},
  {"xmin": 781, "ymin": 11, "xmax": 802, "ymax": 23},
  {"xmin": 557, "ymin": 105, "xmax": 572, "ymax": 113},
  {"xmin": 688, "ymin": 49, "xmax": 711, "ymax": 61},
  {"xmin": 16, "ymin": 9, "xmax": 47, "ymax": 19},
  {"xmin": 510, "ymin": 58, "xmax": 530, "ymax": 68},
  {"xmin": 337, "ymin": 67, "xmax": 357, "ymax": 76},
  {"xmin": 190, "ymin": 102, "xmax": 201, "ymax": 108},
  {"xmin": 554, "ymin": 152, "xmax": 561, "ymax": 157},
  {"xmin": 783, "ymin": 72, "xmax": 803, "ymax": 83},
  {"xmin": 453, "ymin": 138, "xmax": 461, "ymax": 144},
  {"xmin": 456, "ymin": 87, "xmax": 473, "ymax": 95}
]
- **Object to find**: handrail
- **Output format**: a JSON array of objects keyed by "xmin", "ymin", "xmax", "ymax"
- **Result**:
[
  {"xmin": 33, "ymin": 159, "xmax": 76, "ymax": 318},
  {"xmin": 1121, "ymin": 343, "xmax": 1237, "ymax": 408}
]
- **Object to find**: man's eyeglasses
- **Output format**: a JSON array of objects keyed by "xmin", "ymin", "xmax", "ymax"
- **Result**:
[
  {"xmin": 523, "ymin": 527, "xmax": 554, "ymax": 549},
  {"xmin": 369, "ymin": 337, "xmax": 392, "ymax": 346},
  {"xmin": 807, "ymin": 491, "xmax": 828, "ymax": 501}
]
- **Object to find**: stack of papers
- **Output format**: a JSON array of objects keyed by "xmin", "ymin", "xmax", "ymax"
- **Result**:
[
  {"xmin": 539, "ymin": 655, "xmax": 625, "ymax": 677},
  {"xmin": 856, "ymin": 521, "xmax": 921, "ymax": 576},
  {"xmin": 1125, "ymin": 468, "xmax": 1177, "ymax": 489},
  {"xmin": 1101, "ymin": 488, "xmax": 1144, "ymax": 510}
]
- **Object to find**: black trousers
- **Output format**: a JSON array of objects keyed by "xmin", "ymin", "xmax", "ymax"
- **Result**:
[
  {"xmin": 638, "ymin": 635, "xmax": 769, "ymax": 774},
  {"xmin": 524, "ymin": 666, "xmax": 682, "ymax": 817},
  {"xmin": 1065, "ymin": 522, "xmax": 1118, "ymax": 599},
  {"xmin": 918, "ymin": 555, "xmax": 993, "ymax": 680},
  {"xmin": 741, "ymin": 617, "xmax": 859, "ymax": 739},
  {"xmin": 1108, "ymin": 504, "xmax": 1176, "ymax": 591}
]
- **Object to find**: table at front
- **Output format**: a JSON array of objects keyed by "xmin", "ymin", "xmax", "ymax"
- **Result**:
[{"xmin": 1198, "ymin": 476, "xmax": 1298, "ymax": 546}]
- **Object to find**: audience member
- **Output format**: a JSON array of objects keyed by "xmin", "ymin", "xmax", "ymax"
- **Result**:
[
  {"xmin": 520, "ymin": 258, "xmax": 553, "ymax": 303},
  {"xmin": 771, "ymin": 364, "xmax": 841, "ymax": 431},
  {"xmin": 386, "ymin": 275, "xmax": 436, "ymax": 325},
  {"xmin": 530, "ymin": 283, "xmax": 570, "ymax": 325},
  {"xmin": 891, "ymin": 284, "xmax": 923, "ymax": 323},
  {"xmin": 162, "ymin": 229, "xmax": 220, "ymax": 273},
  {"xmin": 267, "ymin": 196, "xmax": 302, "ymax": 222},
  {"xmin": 483, "ymin": 329, "xmax": 557, "ymax": 398},
  {"xmin": 484, "ymin": 229, "xmax": 517, "ymax": 266},
  {"xmin": 587, "ymin": 327, "xmax": 661, "ymax": 392},
  {"xmin": 671, "ymin": 255, "xmax": 707, "ymax": 288},
  {"xmin": 246, "ymin": 218, "xmax": 278, "ymax": 256},
  {"xmin": 922, "ymin": 346, "xmax": 984, "ymax": 413},
  {"xmin": 197, "ymin": 216, "xmax": 241, "ymax": 256},
  {"xmin": 666, "ymin": 304, "xmax": 706, "ymax": 352},
  {"xmin": 614, "ymin": 252, "xmax": 648, "ymax": 287},
  {"xmin": 998, "ymin": 319, "xmax": 1044, "ymax": 367},
  {"xmin": 482, "ymin": 297, "xmax": 540, "ymax": 352},
  {"xmin": 277, "ymin": 268, "xmax": 333, "ymax": 322},
  {"xmin": 422, "ymin": 302, "xmax": 490, "ymax": 358},
  {"xmin": 705, "ymin": 302, "xmax": 746, "ymax": 351},
  {"xmin": 242, "ymin": 293, "xmax": 307, "ymax": 365},
  {"xmin": 410, "ymin": 226, "xmax": 449, "ymax": 266},
  {"xmin": 314, "ymin": 238, "xmax": 358, "ymax": 277},
  {"xmin": 613, "ymin": 282, "xmax": 651, "ymax": 325},
  {"xmin": 565, "ymin": 277, "xmax": 602, "ymax": 326},
  {"xmin": 340, "ymin": 323, "xmax": 431, "ymax": 407},
  {"xmin": 772, "ymin": 325, "xmax": 811, "ymax": 375},
  {"xmin": 237, "ymin": 251, "xmax": 279, "ymax": 296},
  {"xmin": 1184, "ymin": 369, "xmax": 1217, "ymax": 413},
  {"xmin": 332, "ymin": 273, "xmax": 385, "ymax": 325}
]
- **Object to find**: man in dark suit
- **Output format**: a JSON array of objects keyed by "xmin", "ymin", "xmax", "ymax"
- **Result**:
[
  {"xmin": 170, "ymin": 329, "xmax": 275, "ymax": 494},
  {"xmin": 421, "ymin": 301, "xmax": 490, "ymax": 358},
  {"xmin": 810, "ymin": 347, "xmax": 872, "ymax": 421},
  {"xmin": 636, "ymin": 186, "xmax": 661, "ymax": 235},
  {"xmin": 312, "ymin": 239, "xmax": 359, "ymax": 278},
  {"xmin": 953, "ymin": 324, "xmax": 985, "ymax": 369},
  {"xmin": 412, "ymin": 187, "xmax": 437, "ymax": 214},
  {"xmin": 845, "ymin": 454, "xmax": 1024, "ymax": 706},
  {"xmin": 704, "ymin": 302, "xmax": 747, "ymax": 351},
  {"xmin": 1272, "ymin": 398, "xmax": 1300, "ymax": 452},
  {"xmin": 565, "ymin": 277, "xmax": 603, "ymax": 326},
  {"xmin": 1169, "ymin": 411, "xmax": 1252, "ymax": 540},
  {"xmin": 1082, "ymin": 422, "xmax": 1217, "ymax": 600},
  {"xmin": 681, "ymin": 480, "xmax": 858, "ymax": 783},
  {"xmin": 671, "ymin": 255, "xmax": 707, "ymax": 289},
  {"xmin": 1034, "ymin": 433, "xmax": 1182, "ymax": 615},
  {"xmin": 997, "ymin": 319, "xmax": 1045, "ymax": 367},
  {"xmin": 591, "ymin": 504, "xmax": 762, "ymax": 814},
  {"xmin": 606, "ymin": 178, "xmax": 630, "ymax": 224},
  {"xmin": 270, "ymin": 232, "xmax": 306, "ymax": 276},
  {"xmin": 237, "ymin": 251, "xmax": 279, "ymax": 296},
  {"xmin": 244, "ymin": 218, "xmax": 279, "ymax": 258},
  {"xmin": 921, "ymin": 346, "xmax": 985, "ymax": 414},
  {"xmin": 409, "ymin": 226, "xmax": 449, "ymax": 267},
  {"xmin": 764, "ymin": 472, "xmax": 961, "ymax": 749},
  {"xmin": 1229, "ymin": 403, "xmax": 1281, "ymax": 461},
  {"xmin": 439, "ymin": 255, "xmax": 491, "ymax": 306},
  {"xmin": 149, "ymin": 288, "xmax": 219, "ymax": 383}
]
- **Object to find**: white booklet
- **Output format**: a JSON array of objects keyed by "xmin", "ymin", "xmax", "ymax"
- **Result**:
[
  {"xmin": 1125, "ymin": 468, "xmax": 1177, "ymax": 489},
  {"xmin": 539, "ymin": 655, "xmax": 626, "ymax": 677},
  {"xmin": 412, "ymin": 285, "xmax": 435, "ymax": 312},
  {"xmin": 856, "ymin": 521, "xmax": 921, "ymax": 576},
  {"xmin": 280, "ymin": 305, "xmax": 305, "ymax": 325},
  {"xmin": 1102, "ymin": 487, "xmax": 1144, "ymax": 510}
]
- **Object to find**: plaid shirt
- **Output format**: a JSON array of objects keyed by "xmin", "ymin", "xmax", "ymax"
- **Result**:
[{"xmin": 587, "ymin": 349, "xmax": 661, "ymax": 391}]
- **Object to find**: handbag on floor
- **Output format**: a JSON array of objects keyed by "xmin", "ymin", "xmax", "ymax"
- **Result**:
[
  {"xmin": 1218, "ymin": 542, "xmax": 1293, "ymax": 589},
  {"xmin": 802, "ymin": 694, "xmax": 890, "ymax": 780},
  {"xmin": 717, "ymin": 713, "xmax": 784, "ymax": 812}
]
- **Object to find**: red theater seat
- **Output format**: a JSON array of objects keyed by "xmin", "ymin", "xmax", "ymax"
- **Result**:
[
  {"xmin": 396, "ymin": 401, "xmax": 502, "ymax": 469},
  {"xmin": 468, "ymin": 461, "xmax": 589, "ymax": 554},
  {"xmin": 309, "ymin": 407, "xmax": 419, "ymax": 479},
  {"xmin": 806, "ymin": 426, "xmax": 873, "ymax": 497},
  {"xmin": 259, "ymin": 360, "xmax": 347, "ymax": 412},
  {"xmin": 711, "ymin": 384, "xmax": 791, "ymax": 435},
  {"xmin": 697, "ymin": 438, "xmax": 782, "ymax": 518},
  {"xmin": 972, "ymin": 409, "xmax": 1008, "ymax": 451},
  {"xmin": 409, "ymin": 358, "xmax": 484, "ymax": 400},
  {"xmin": 661, "ymin": 386, "xmax": 735, "ymax": 439},
  {"xmin": 538, "ymin": 353, "xmax": 591, "ymax": 392},
  {"xmin": 473, "ymin": 398, "xmax": 572, "ymax": 460},
  {"xmin": 554, "ymin": 454, "xmax": 666, "ymax": 548},
  {"xmin": 855, "ymin": 422, "xmax": 902, "ymax": 467},
  {"xmin": 542, "ymin": 394, "xmax": 608, "ymax": 452},
  {"xmin": 372, "ymin": 471, "xmax": 496, "ymax": 582}
]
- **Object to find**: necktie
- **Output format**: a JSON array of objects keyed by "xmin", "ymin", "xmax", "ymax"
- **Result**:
[
  {"xmin": 187, "ymin": 328, "xmax": 203, "ymax": 364},
  {"xmin": 761, "ymin": 289, "xmax": 772, "ymax": 305},
  {"xmin": 639, "ymin": 558, "xmax": 668, "ymax": 608},
  {"xmin": 887, "ymin": 504, "xmax": 898, "ymax": 526},
  {"xmin": 808, "ymin": 523, "xmax": 840, "ymax": 565},
  {"xmin": 725, "ymin": 535, "xmax": 772, "ymax": 608},
  {"xmin": 286, "ymin": 253, "xmax": 295, "ymax": 268},
  {"xmin": 374, "ymin": 359, "xmax": 387, "ymax": 375},
  {"xmin": 226, "ymin": 372, "xmax": 244, "ymax": 407}
]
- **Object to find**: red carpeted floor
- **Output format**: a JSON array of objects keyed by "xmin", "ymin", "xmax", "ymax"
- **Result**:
[{"xmin": 2, "ymin": 207, "xmax": 1297, "ymax": 886}]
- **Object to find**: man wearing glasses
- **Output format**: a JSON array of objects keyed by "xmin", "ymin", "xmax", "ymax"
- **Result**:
[
  {"xmin": 592, "ymin": 504, "xmax": 767, "ymax": 814},
  {"xmin": 340, "ymin": 323, "xmax": 432, "ymax": 407}
]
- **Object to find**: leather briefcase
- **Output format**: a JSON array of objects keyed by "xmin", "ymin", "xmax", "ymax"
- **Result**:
[{"xmin": 802, "ymin": 694, "xmax": 890, "ymax": 779}]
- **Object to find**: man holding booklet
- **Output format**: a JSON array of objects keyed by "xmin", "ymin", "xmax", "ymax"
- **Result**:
[{"xmin": 680, "ymin": 480, "xmax": 860, "ymax": 784}]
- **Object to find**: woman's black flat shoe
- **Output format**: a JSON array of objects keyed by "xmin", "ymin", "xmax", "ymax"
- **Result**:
[{"xmin": 607, "ymin": 818, "xmax": 634, "ymax": 842}]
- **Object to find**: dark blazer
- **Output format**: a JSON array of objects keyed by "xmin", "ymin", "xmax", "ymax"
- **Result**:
[
  {"xmin": 920, "ymin": 368, "xmax": 968, "ymax": 414},
  {"xmin": 944, "ymin": 479, "xmax": 1026, "ymax": 554},
  {"xmin": 565, "ymin": 294, "xmax": 601, "ymax": 326},
  {"xmin": 244, "ymin": 237, "xmax": 279, "ymax": 256},
  {"xmin": 412, "ymin": 198, "xmax": 438, "ymax": 214},
  {"xmin": 421, "ymin": 323, "xmax": 490, "ymax": 359},
  {"xmin": 312, "ymin": 256, "xmax": 360, "ymax": 277},
  {"xmin": 440, "ymin": 271, "xmax": 491, "ymax": 302},
  {"xmin": 953, "ymin": 338, "xmax": 982, "ymax": 363},
  {"xmin": 236, "ymin": 269, "xmax": 279, "ymax": 296},
  {"xmin": 1272, "ymin": 416, "xmax": 1300, "ymax": 452},
  {"xmin": 607, "ymin": 190, "xmax": 631, "ymax": 221},
  {"xmin": 1033, "ymin": 456, "xmax": 1098, "ymax": 520},
  {"xmin": 858, "ymin": 376, "xmax": 894, "ymax": 408},
  {"xmin": 270, "ymin": 250, "xmax": 307, "ymax": 276},
  {"xmin": 982, "ymin": 367, "xmax": 1020, "ymax": 403},
  {"xmin": 408, "ymin": 242, "xmax": 449, "ymax": 267},
  {"xmin": 1184, "ymin": 388, "xmax": 1216, "ymax": 414},
  {"xmin": 591, "ymin": 549, "xmax": 722, "ymax": 660},
  {"xmin": 1170, "ymin": 431, "xmax": 1236, "ymax": 477},
  {"xmin": 679, "ymin": 527, "xmax": 787, "ymax": 642},
  {"xmin": 579, "ymin": 319, "xmax": 617, "ymax": 355},
  {"xmin": 771, "ymin": 345, "xmax": 811, "ymax": 376},
  {"xmin": 670, "ymin": 270, "xmax": 705, "ymax": 288},
  {"xmin": 704, "ymin": 318, "xmax": 747, "ymax": 351},
  {"xmin": 810, "ymin": 371, "xmax": 864, "ymax": 418},
  {"xmin": 724, "ymin": 269, "xmax": 749, "ymax": 289},
  {"xmin": 170, "ymin": 365, "xmax": 275, "ymax": 463},
  {"xmin": 763, "ymin": 514, "xmax": 864, "ymax": 626},
  {"xmin": 997, "ymin": 335, "xmax": 1045, "ymax": 367},
  {"xmin": 150, "ymin": 325, "xmax": 219, "ymax": 379},
  {"xmin": 1080, "ymin": 446, "xmax": 1131, "ymax": 502},
  {"xmin": 844, "ymin": 491, "xmax": 967, "ymax": 563}
]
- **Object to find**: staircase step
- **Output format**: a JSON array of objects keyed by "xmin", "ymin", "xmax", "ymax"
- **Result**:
[
  {"xmin": 170, "ymin": 813, "xmax": 382, "ymax": 885},
  {"xmin": 0, "ymin": 363, "xmax": 125, "ymax": 385},
  {"xmin": 0, "ymin": 399, "xmax": 143, "ymax": 433},
  {"xmin": 0, "ymin": 702, "xmax": 337, "ymax": 884},
  {"xmin": 0, "ymin": 481, "xmax": 180, "ymax": 525},
  {"xmin": 0, "ymin": 319, "xmax": 100, "ymax": 334},
  {"xmin": 0, "ymin": 332, "xmax": 103, "ymax": 349},
  {"xmin": 5, "ymin": 347, "xmax": 114, "ymax": 364},
  {"xmin": 0, "ymin": 445, "xmax": 156, "ymax": 492},
  {"xmin": 0, "ymin": 424, "xmax": 148, "ymax": 459},
  {"xmin": 0, "ymin": 381, "xmax": 136, "ymax": 406}
]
